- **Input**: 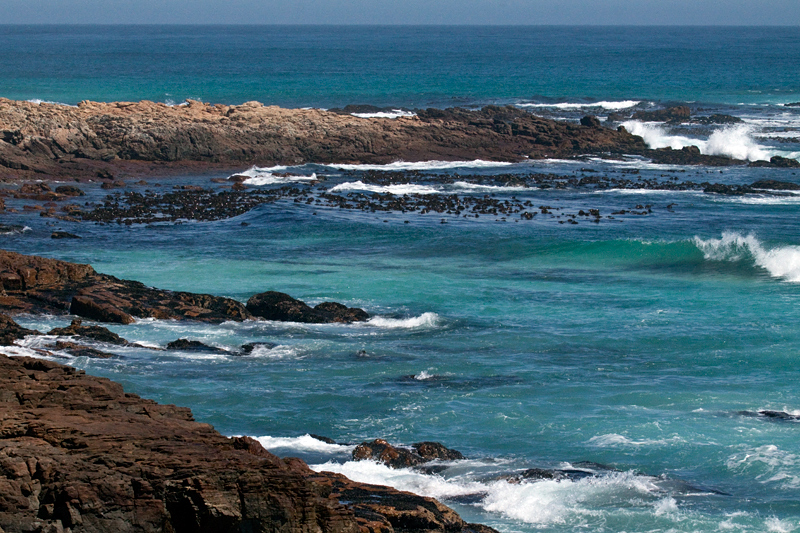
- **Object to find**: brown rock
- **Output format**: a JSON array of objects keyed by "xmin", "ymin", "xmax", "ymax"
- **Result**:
[
  {"xmin": 47, "ymin": 319, "xmax": 129, "ymax": 345},
  {"xmin": 0, "ymin": 354, "xmax": 495, "ymax": 533},
  {"xmin": 0, "ymin": 314, "xmax": 40, "ymax": 346},
  {"xmin": 70, "ymin": 294, "xmax": 135, "ymax": 324}
]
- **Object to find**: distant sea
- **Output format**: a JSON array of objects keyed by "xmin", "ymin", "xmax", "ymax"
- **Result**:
[{"xmin": 4, "ymin": 25, "xmax": 800, "ymax": 533}]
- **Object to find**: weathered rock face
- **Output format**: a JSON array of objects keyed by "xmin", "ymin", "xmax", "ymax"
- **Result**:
[
  {"xmin": 0, "ymin": 98, "xmax": 650, "ymax": 180},
  {"xmin": 47, "ymin": 319, "xmax": 130, "ymax": 346},
  {"xmin": 247, "ymin": 291, "xmax": 369, "ymax": 324},
  {"xmin": 0, "ymin": 354, "xmax": 496, "ymax": 533}
]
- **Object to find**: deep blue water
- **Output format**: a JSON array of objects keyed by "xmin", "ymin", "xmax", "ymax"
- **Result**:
[{"xmin": 3, "ymin": 25, "xmax": 800, "ymax": 533}]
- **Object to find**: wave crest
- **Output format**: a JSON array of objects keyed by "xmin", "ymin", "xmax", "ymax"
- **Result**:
[{"xmin": 694, "ymin": 232, "xmax": 800, "ymax": 282}]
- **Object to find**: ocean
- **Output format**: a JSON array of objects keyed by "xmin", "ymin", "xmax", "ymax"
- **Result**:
[{"xmin": 3, "ymin": 25, "xmax": 800, "ymax": 532}]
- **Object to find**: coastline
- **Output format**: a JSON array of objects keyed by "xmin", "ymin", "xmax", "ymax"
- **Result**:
[{"xmin": 0, "ymin": 98, "xmax": 762, "ymax": 184}]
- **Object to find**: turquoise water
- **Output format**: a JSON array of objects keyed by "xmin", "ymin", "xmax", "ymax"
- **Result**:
[{"xmin": 3, "ymin": 26, "xmax": 800, "ymax": 533}]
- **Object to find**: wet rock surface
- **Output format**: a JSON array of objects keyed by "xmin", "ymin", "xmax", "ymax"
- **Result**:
[
  {"xmin": 247, "ymin": 291, "xmax": 369, "ymax": 324},
  {"xmin": 0, "ymin": 354, "xmax": 495, "ymax": 533},
  {"xmin": 352, "ymin": 439, "xmax": 464, "ymax": 469},
  {"xmin": 0, "ymin": 314, "xmax": 40, "ymax": 346},
  {"xmin": 46, "ymin": 319, "xmax": 130, "ymax": 346}
]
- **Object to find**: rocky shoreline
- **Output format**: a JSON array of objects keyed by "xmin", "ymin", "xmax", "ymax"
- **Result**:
[
  {"xmin": 2, "ymin": 98, "xmax": 786, "ymax": 184},
  {"xmin": 0, "ymin": 249, "xmax": 497, "ymax": 533},
  {"xmin": 0, "ymin": 353, "xmax": 496, "ymax": 533}
]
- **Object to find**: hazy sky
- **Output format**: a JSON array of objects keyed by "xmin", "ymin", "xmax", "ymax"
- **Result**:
[{"xmin": 2, "ymin": 0, "xmax": 799, "ymax": 25}]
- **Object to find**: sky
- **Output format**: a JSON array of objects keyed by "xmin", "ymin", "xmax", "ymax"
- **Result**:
[{"xmin": 1, "ymin": 0, "xmax": 799, "ymax": 26}]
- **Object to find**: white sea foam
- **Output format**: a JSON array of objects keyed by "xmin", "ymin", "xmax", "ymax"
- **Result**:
[
  {"xmin": 351, "ymin": 110, "xmax": 417, "ymax": 119},
  {"xmin": 312, "ymin": 460, "xmax": 662, "ymax": 526},
  {"xmin": 451, "ymin": 181, "xmax": 529, "ymax": 192},
  {"xmin": 365, "ymin": 312, "xmax": 440, "ymax": 329},
  {"xmin": 622, "ymin": 121, "xmax": 784, "ymax": 162},
  {"xmin": 329, "ymin": 181, "xmax": 440, "ymax": 195},
  {"xmin": 766, "ymin": 517, "xmax": 798, "ymax": 533},
  {"xmin": 328, "ymin": 160, "xmax": 514, "ymax": 171},
  {"xmin": 26, "ymin": 99, "xmax": 76, "ymax": 107},
  {"xmin": 414, "ymin": 370, "xmax": 435, "ymax": 380},
  {"xmin": 253, "ymin": 434, "xmax": 355, "ymax": 454},
  {"xmin": 518, "ymin": 100, "xmax": 641, "ymax": 111},
  {"xmin": 230, "ymin": 166, "xmax": 317, "ymax": 185},
  {"xmin": 588, "ymin": 433, "xmax": 685, "ymax": 448},
  {"xmin": 694, "ymin": 232, "xmax": 800, "ymax": 282}
]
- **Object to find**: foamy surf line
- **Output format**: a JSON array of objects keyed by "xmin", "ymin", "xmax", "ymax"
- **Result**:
[
  {"xmin": 518, "ymin": 100, "xmax": 641, "ymax": 111},
  {"xmin": 230, "ymin": 165, "xmax": 318, "ymax": 185},
  {"xmin": 328, "ymin": 160, "xmax": 515, "ymax": 171},
  {"xmin": 351, "ymin": 110, "xmax": 417, "ymax": 119},
  {"xmin": 694, "ymin": 232, "xmax": 800, "ymax": 283},
  {"xmin": 252, "ymin": 434, "xmax": 355, "ymax": 454},
  {"xmin": 310, "ymin": 460, "xmax": 685, "ymax": 527},
  {"xmin": 329, "ymin": 181, "xmax": 440, "ymax": 195}
]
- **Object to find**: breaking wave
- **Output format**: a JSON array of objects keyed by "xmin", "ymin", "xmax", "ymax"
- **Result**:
[
  {"xmin": 233, "ymin": 166, "xmax": 318, "ymax": 185},
  {"xmin": 327, "ymin": 160, "xmax": 515, "ymax": 171},
  {"xmin": 329, "ymin": 181, "xmax": 439, "ymax": 195},
  {"xmin": 518, "ymin": 100, "xmax": 641, "ymax": 111},
  {"xmin": 365, "ymin": 312, "xmax": 441, "ymax": 329},
  {"xmin": 622, "ymin": 121, "xmax": 778, "ymax": 162},
  {"xmin": 694, "ymin": 232, "xmax": 800, "ymax": 282},
  {"xmin": 351, "ymin": 110, "xmax": 417, "ymax": 119}
]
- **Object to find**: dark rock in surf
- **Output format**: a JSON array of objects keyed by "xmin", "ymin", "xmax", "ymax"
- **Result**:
[
  {"xmin": 413, "ymin": 441, "xmax": 465, "ymax": 461},
  {"xmin": 239, "ymin": 341, "xmax": 277, "ymax": 355},
  {"xmin": 353, "ymin": 438, "xmax": 426, "ymax": 468},
  {"xmin": 51, "ymin": 340, "xmax": 116, "ymax": 358},
  {"xmin": 758, "ymin": 410, "xmax": 800, "ymax": 421},
  {"xmin": 633, "ymin": 106, "xmax": 691, "ymax": 124},
  {"xmin": 648, "ymin": 145, "xmax": 744, "ymax": 166},
  {"xmin": 310, "ymin": 434, "xmax": 338, "ymax": 444},
  {"xmin": 246, "ymin": 291, "xmax": 369, "ymax": 323},
  {"xmin": 166, "ymin": 338, "xmax": 228, "ymax": 353},
  {"xmin": 54, "ymin": 185, "xmax": 85, "ymax": 196},
  {"xmin": 48, "ymin": 319, "xmax": 129, "ymax": 345},
  {"xmin": 750, "ymin": 179, "xmax": 800, "ymax": 190},
  {"xmin": 0, "ymin": 314, "xmax": 40, "ymax": 346},
  {"xmin": 748, "ymin": 156, "xmax": 800, "ymax": 168},
  {"xmin": 692, "ymin": 114, "xmax": 743, "ymax": 125}
]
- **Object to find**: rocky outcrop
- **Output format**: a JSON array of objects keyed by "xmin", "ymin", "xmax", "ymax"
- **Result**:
[
  {"xmin": 749, "ymin": 156, "xmax": 800, "ymax": 168},
  {"xmin": 632, "ymin": 106, "xmax": 691, "ymax": 124},
  {"xmin": 0, "ymin": 354, "xmax": 495, "ymax": 533},
  {"xmin": 47, "ymin": 319, "xmax": 130, "ymax": 345},
  {"xmin": 0, "ymin": 314, "xmax": 40, "ymax": 346},
  {"xmin": 352, "ymin": 439, "xmax": 464, "ymax": 469},
  {"xmin": 0, "ymin": 99, "xmax": 649, "ymax": 180},
  {"xmin": 246, "ymin": 291, "xmax": 369, "ymax": 324}
]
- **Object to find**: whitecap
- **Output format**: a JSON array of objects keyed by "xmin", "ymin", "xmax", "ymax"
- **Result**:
[
  {"xmin": 329, "ymin": 181, "xmax": 440, "ymax": 195},
  {"xmin": 328, "ymin": 160, "xmax": 514, "ymax": 171},
  {"xmin": 365, "ymin": 313, "xmax": 440, "ymax": 329},
  {"xmin": 694, "ymin": 232, "xmax": 800, "ymax": 282},
  {"xmin": 253, "ymin": 434, "xmax": 355, "ymax": 454},
  {"xmin": 230, "ymin": 165, "xmax": 317, "ymax": 185}
]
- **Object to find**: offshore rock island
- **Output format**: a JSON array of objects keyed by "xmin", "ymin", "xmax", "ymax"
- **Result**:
[{"xmin": 0, "ymin": 98, "xmax": 757, "ymax": 182}]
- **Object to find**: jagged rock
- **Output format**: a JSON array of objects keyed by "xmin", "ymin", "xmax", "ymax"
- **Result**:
[
  {"xmin": 247, "ymin": 291, "xmax": 369, "ymax": 324},
  {"xmin": 47, "ymin": 319, "xmax": 129, "ymax": 345},
  {"xmin": 353, "ymin": 439, "xmax": 465, "ymax": 469},
  {"xmin": 353, "ymin": 439, "xmax": 426, "ymax": 468},
  {"xmin": 648, "ymin": 145, "xmax": 744, "ymax": 166},
  {"xmin": 0, "ymin": 314, "xmax": 40, "ymax": 346},
  {"xmin": 413, "ymin": 442, "xmax": 465, "ymax": 461},
  {"xmin": 70, "ymin": 294, "xmax": 135, "ymax": 324},
  {"xmin": 0, "ymin": 354, "xmax": 496, "ymax": 533},
  {"xmin": 692, "ymin": 114, "xmax": 743, "ymax": 125}
]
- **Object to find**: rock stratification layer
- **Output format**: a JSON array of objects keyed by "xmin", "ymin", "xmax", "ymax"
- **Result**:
[
  {"xmin": 0, "ymin": 98, "xmax": 648, "ymax": 179},
  {"xmin": 0, "ymin": 354, "xmax": 496, "ymax": 533}
]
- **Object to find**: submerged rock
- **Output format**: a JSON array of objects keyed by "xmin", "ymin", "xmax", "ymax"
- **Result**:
[
  {"xmin": 51, "ymin": 340, "xmax": 116, "ymax": 358},
  {"xmin": 166, "ymin": 338, "xmax": 228, "ymax": 353}
]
